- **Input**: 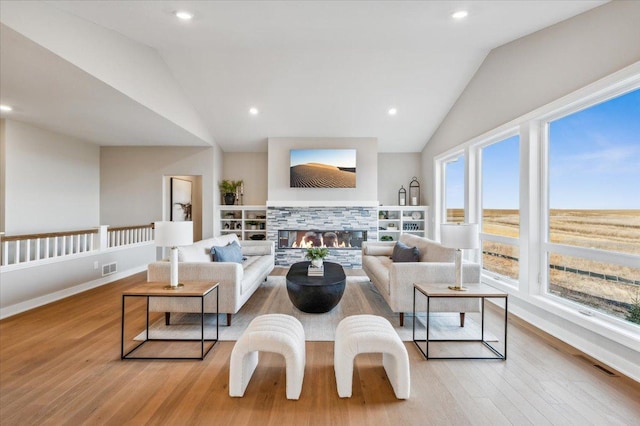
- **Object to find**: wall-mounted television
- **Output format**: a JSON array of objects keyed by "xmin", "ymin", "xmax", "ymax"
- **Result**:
[{"xmin": 290, "ymin": 149, "xmax": 356, "ymax": 188}]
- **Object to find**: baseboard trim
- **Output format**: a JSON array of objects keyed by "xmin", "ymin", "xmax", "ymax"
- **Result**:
[{"xmin": 0, "ymin": 265, "xmax": 147, "ymax": 320}]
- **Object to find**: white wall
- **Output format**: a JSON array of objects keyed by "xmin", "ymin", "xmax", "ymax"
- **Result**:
[
  {"xmin": 3, "ymin": 120, "xmax": 100, "ymax": 234},
  {"xmin": 223, "ymin": 152, "xmax": 268, "ymax": 205},
  {"xmin": 377, "ymin": 153, "xmax": 422, "ymax": 207},
  {"xmin": 422, "ymin": 1, "xmax": 640, "ymax": 206},
  {"xmin": 0, "ymin": 244, "xmax": 155, "ymax": 318},
  {"xmin": 101, "ymin": 146, "xmax": 217, "ymax": 239},
  {"xmin": 267, "ymin": 137, "xmax": 378, "ymax": 204},
  {"xmin": 0, "ymin": 1, "xmax": 213, "ymax": 146},
  {"xmin": 221, "ymin": 151, "xmax": 421, "ymax": 207}
]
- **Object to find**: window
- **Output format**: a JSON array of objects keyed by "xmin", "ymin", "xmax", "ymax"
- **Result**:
[
  {"xmin": 481, "ymin": 135, "xmax": 520, "ymax": 281},
  {"xmin": 444, "ymin": 154, "xmax": 465, "ymax": 223},
  {"xmin": 545, "ymin": 88, "xmax": 640, "ymax": 325}
]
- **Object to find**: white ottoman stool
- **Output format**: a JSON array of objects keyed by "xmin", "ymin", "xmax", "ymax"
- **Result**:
[
  {"xmin": 229, "ymin": 314, "xmax": 305, "ymax": 400},
  {"xmin": 334, "ymin": 314, "xmax": 410, "ymax": 399}
]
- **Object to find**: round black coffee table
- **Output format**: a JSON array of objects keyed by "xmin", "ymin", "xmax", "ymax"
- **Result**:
[{"xmin": 286, "ymin": 261, "xmax": 346, "ymax": 313}]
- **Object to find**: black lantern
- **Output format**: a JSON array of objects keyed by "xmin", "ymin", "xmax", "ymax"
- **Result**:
[
  {"xmin": 409, "ymin": 177, "xmax": 420, "ymax": 206},
  {"xmin": 398, "ymin": 185, "xmax": 407, "ymax": 206}
]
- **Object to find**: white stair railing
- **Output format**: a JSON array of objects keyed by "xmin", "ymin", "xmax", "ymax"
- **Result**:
[{"xmin": 0, "ymin": 224, "xmax": 155, "ymax": 267}]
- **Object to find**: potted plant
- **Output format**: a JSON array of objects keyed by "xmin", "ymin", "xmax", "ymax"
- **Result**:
[
  {"xmin": 247, "ymin": 221, "xmax": 258, "ymax": 230},
  {"xmin": 305, "ymin": 247, "xmax": 329, "ymax": 268},
  {"xmin": 219, "ymin": 180, "xmax": 243, "ymax": 205}
]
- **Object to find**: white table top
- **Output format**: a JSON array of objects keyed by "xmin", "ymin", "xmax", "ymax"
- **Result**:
[{"xmin": 414, "ymin": 282, "xmax": 507, "ymax": 298}]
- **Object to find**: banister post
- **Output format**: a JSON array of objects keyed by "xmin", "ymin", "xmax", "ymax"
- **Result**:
[{"xmin": 98, "ymin": 225, "xmax": 109, "ymax": 250}]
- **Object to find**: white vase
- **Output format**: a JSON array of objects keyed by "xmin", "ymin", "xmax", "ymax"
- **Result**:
[{"xmin": 311, "ymin": 258, "xmax": 323, "ymax": 268}]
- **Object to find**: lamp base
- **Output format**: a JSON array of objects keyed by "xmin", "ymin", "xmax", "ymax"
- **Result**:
[
  {"xmin": 163, "ymin": 283, "xmax": 185, "ymax": 290},
  {"xmin": 448, "ymin": 285, "xmax": 468, "ymax": 291}
]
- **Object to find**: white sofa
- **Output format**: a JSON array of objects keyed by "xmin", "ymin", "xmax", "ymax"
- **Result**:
[
  {"xmin": 147, "ymin": 234, "xmax": 274, "ymax": 325},
  {"xmin": 362, "ymin": 233, "xmax": 481, "ymax": 326}
]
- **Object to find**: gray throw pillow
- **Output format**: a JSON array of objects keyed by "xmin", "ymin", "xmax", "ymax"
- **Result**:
[
  {"xmin": 391, "ymin": 241, "xmax": 419, "ymax": 262},
  {"xmin": 211, "ymin": 241, "xmax": 244, "ymax": 263}
]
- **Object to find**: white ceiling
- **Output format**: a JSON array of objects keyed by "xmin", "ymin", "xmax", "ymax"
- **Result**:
[{"xmin": 1, "ymin": 1, "xmax": 606, "ymax": 152}]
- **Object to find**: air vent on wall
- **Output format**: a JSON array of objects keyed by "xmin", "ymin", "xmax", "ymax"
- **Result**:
[{"xmin": 102, "ymin": 262, "xmax": 117, "ymax": 276}]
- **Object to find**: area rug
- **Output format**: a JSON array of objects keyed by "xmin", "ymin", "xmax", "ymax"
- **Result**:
[{"xmin": 136, "ymin": 276, "xmax": 496, "ymax": 342}]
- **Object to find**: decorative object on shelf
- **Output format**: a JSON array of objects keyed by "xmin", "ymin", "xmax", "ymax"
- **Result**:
[
  {"xmin": 247, "ymin": 221, "xmax": 258, "ymax": 230},
  {"xmin": 380, "ymin": 235, "xmax": 394, "ymax": 241},
  {"xmin": 154, "ymin": 221, "xmax": 193, "ymax": 289},
  {"xmin": 387, "ymin": 223, "xmax": 397, "ymax": 230},
  {"xmin": 238, "ymin": 181, "xmax": 244, "ymax": 205},
  {"xmin": 398, "ymin": 186, "xmax": 407, "ymax": 206},
  {"xmin": 224, "ymin": 223, "xmax": 230, "ymax": 229},
  {"xmin": 249, "ymin": 234, "xmax": 266, "ymax": 240},
  {"xmin": 440, "ymin": 223, "xmax": 479, "ymax": 291},
  {"xmin": 379, "ymin": 210, "xmax": 386, "ymax": 219},
  {"xmin": 411, "ymin": 211, "xmax": 422, "ymax": 220},
  {"xmin": 403, "ymin": 223, "xmax": 419, "ymax": 231},
  {"xmin": 219, "ymin": 180, "xmax": 243, "ymax": 205},
  {"xmin": 305, "ymin": 247, "xmax": 329, "ymax": 269},
  {"xmin": 235, "ymin": 222, "xmax": 243, "ymax": 230},
  {"xmin": 409, "ymin": 177, "xmax": 420, "ymax": 206}
]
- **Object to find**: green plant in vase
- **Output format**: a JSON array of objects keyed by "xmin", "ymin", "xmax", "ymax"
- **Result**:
[
  {"xmin": 305, "ymin": 247, "xmax": 329, "ymax": 268},
  {"xmin": 219, "ymin": 180, "xmax": 243, "ymax": 205}
]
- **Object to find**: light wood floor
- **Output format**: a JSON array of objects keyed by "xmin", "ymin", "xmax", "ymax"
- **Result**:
[{"xmin": 1, "ymin": 271, "xmax": 639, "ymax": 425}]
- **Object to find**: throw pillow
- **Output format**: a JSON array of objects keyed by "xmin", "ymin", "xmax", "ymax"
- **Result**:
[
  {"xmin": 391, "ymin": 241, "xmax": 419, "ymax": 263},
  {"xmin": 211, "ymin": 241, "xmax": 244, "ymax": 263}
]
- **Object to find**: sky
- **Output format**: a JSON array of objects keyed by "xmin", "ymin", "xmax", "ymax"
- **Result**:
[
  {"xmin": 549, "ymin": 87, "xmax": 639, "ymax": 209},
  {"xmin": 446, "ymin": 87, "xmax": 640, "ymax": 210},
  {"xmin": 290, "ymin": 149, "xmax": 356, "ymax": 168}
]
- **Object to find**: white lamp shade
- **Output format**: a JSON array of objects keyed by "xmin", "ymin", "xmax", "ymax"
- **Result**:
[
  {"xmin": 440, "ymin": 223, "xmax": 479, "ymax": 249},
  {"xmin": 154, "ymin": 221, "xmax": 193, "ymax": 247}
]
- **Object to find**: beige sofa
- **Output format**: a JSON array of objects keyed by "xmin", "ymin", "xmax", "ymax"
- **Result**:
[
  {"xmin": 362, "ymin": 233, "xmax": 481, "ymax": 326},
  {"xmin": 147, "ymin": 234, "xmax": 274, "ymax": 325}
]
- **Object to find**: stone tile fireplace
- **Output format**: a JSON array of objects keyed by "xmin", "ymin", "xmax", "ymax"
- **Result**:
[{"xmin": 267, "ymin": 206, "xmax": 377, "ymax": 268}]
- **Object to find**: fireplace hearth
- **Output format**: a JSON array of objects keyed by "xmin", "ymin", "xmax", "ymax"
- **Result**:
[{"xmin": 278, "ymin": 230, "xmax": 367, "ymax": 249}]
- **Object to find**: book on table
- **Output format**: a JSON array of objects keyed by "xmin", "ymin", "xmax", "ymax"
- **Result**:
[{"xmin": 308, "ymin": 265, "xmax": 324, "ymax": 276}]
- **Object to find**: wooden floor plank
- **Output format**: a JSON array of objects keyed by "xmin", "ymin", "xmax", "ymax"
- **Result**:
[{"xmin": 1, "ymin": 271, "xmax": 639, "ymax": 425}]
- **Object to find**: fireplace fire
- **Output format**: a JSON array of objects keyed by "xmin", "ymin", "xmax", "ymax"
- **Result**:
[{"xmin": 278, "ymin": 230, "xmax": 367, "ymax": 249}]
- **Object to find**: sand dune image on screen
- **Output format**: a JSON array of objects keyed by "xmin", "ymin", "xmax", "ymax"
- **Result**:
[
  {"xmin": 290, "ymin": 149, "xmax": 356, "ymax": 188},
  {"xmin": 290, "ymin": 163, "xmax": 356, "ymax": 188}
]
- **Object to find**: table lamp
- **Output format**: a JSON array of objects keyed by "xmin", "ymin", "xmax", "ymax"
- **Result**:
[
  {"xmin": 154, "ymin": 221, "xmax": 193, "ymax": 289},
  {"xmin": 440, "ymin": 223, "xmax": 479, "ymax": 291}
]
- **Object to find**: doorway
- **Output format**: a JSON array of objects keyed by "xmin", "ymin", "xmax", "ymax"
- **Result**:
[{"xmin": 164, "ymin": 175, "xmax": 203, "ymax": 242}]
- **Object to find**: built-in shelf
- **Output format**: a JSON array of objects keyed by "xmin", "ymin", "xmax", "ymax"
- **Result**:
[
  {"xmin": 377, "ymin": 206, "xmax": 429, "ymax": 241},
  {"xmin": 219, "ymin": 205, "xmax": 267, "ymax": 241}
]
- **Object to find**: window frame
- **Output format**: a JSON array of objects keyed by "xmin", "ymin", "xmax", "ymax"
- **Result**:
[
  {"xmin": 539, "ymin": 88, "xmax": 640, "ymax": 333},
  {"xmin": 433, "ymin": 67, "xmax": 640, "ymax": 351},
  {"xmin": 476, "ymin": 132, "xmax": 521, "ymax": 287}
]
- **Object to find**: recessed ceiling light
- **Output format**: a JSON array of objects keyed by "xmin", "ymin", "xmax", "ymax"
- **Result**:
[
  {"xmin": 249, "ymin": 107, "xmax": 259, "ymax": 115},
  {"xmin": 0, "ymin": 104, "xmax": 13, "ymax": 112},
  {"xmin": 452, "ymin": 10, "xmax": 468, "ymax": 20},
  {"xmin": 175, "ymin": 11, "xmax": 194, "ymax": 21},
  {"xmin": 388, "ymin": 108, "xmax": 397, "ymax": 116}
]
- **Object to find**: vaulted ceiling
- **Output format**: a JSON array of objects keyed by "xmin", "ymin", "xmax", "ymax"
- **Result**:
[{"xmin": 0, "ymin": 1, "xmax": 606, "ymax": 152}]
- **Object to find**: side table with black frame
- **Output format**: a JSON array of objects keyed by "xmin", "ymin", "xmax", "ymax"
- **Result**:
[
  {"xmin": 121, "ymin": 281, "xmax": 219, "ymax": 360},
  {"xmin": 413, "ymin": 283, "xmax": 508, "ymax": 360}
]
